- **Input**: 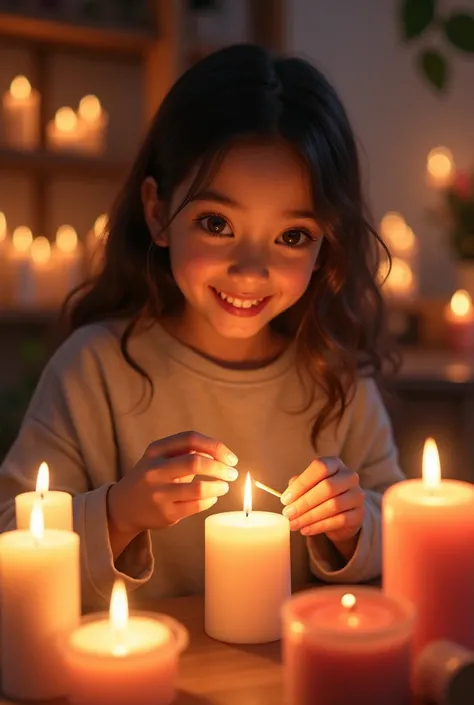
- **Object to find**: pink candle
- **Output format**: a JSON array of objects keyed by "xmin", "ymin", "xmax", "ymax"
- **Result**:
[
  {"xmin": 444, "ymin": 290, "xmax": 474, "ymax": 352},
  {"xmin": 282, "ymin": 587, "xmax": 414, "ymax": 705},
  {"xmin": 62, "ymin": 580, "xmax": 188, "ymax": 705},
  {"xmin": 383, "ymin": 438, "xmax": 474, "ymax": 656}
]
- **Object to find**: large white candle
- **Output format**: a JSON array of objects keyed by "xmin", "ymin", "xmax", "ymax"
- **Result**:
[
  {"xmin": 2, "ymin": 75, "xmax": 40, "ymax": 150},
  {"xmin": 16, "ymin": 461, "xmax": 73, "ymax": 530},
  {"xmin": 205, "ymin": 472, "xmax": 290, "ymax": 644},
  {"xmin": 54, "ymin": 224, "xmax": 86, "ymax": 299},
  {"xmin": 0, "ymin": 502, "xmax": 80, "ymax": 700}
]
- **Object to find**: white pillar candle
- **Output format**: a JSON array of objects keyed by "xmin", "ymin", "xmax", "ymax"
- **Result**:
[
  {"xmin": 62, "ymin": 580, "xmax": 188, "ymax": 705},
  {"xmin": 54, "ymin": 224, "xmax": 86, "ymax": 299},
  {"xmin": 16, "ymin": 461, "xmax": 73, "ymax": 530},
  {"xmin": 2, "ymin": 75, "xmax": 40, "ymax": 150},
  {"xmin": 0, "ymin": 501, "xmax": 80, "ymax": 700},
  {"xmin": 47, "ymin": 106, "xmax": 86, "ymax": 153},
  {"xmin": 77, "ymin": 94, "xmax": 108, "ymax": 156},
  {"xmin": 9, "ymin": 225, "xmax": 33, "ymax": 306},
  {"xmin": 205, "ymin": 472, "xmax": 291, "ymax": 644}
]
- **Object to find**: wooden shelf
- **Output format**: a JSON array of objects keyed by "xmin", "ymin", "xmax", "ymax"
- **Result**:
[
  {"xmin": 0, "ymin": 12, "xmax": 155, "ymax": 57},
  {"xmin": 0, "ymin": 147, "xmax": 129, "ymax": 179},
  {"xmin": 0, "ymin": 310, "xmax": 57, "ymax": 325}
]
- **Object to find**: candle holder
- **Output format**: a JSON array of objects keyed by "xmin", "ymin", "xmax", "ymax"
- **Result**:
[
  {"xmin": 61, "ymin": 611, "xmax": 188, "ymax": 705},
  {"xmin": 282, "ymin": 586, "xmax": 415, "ymax": 705}
]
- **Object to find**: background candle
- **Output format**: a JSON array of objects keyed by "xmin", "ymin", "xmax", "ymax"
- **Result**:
[
  {"xmin": 86, "ymin": 213, "xmax": 108, "ymax": 275},
  {"xmin": 10, "ymin": 225, "xmax": 33, "ymax": 306},
  {"xmin": 62, "ymin": 579, "xmax": 188, "ymax": 705},
  {"xmin": 282, "ymin": 586, "xmax": 414, "ymax": 705},
  {"xmin": 2, "ymin": 75, "xmax": 40, "ymax": 150},
  {"xmin": 54, "ymin": 224, "xmax": 85, "ymax": 299},
  {"xmin": 0, "ymin": 502, "xmax": 80, "ymax": 700},
  {"xmin": 383, "ymin": 437, "xmax": 474, "ymax": 656},
  {"xmin": 16, "ymin": 461, "xmax": 73, "ymax": 530},
  {"xmin": 444, "ymin": 289, "xmax": 474, "ymax": 353},
  {"xmin": 0, "ymin": 211, "xmax": 12, "ymax": 307},
  {"xmin": 47, "ymin": 106, "xmax": 86, "ymax": 153},
  {"xmin": 77, "ymin": 94, "xmax": 108, "ymax": 156},
  {"xmin": 205, "ymin": 473, "xmax": 290, "ymax": 644}
]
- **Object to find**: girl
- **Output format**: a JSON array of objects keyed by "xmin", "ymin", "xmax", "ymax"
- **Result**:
[{"xmin": 0, "ymin": 44, "xmax": 403, "ymax": 609}]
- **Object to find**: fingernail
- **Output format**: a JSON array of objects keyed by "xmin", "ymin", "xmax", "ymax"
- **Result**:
[
  {"xmin": 281, "ymin": 491, "xmax": 292, "ymax": 505},
  {"xmin": 226, "ymin": 452, "xmax": 239, "ymax": 466},
  {"xmin": 226, "ymin": 469, "xmax": 239, "ymax": 481},
  {"xmin": 283, "ymin": 506, "xmax": 296, "ymax": 519}
]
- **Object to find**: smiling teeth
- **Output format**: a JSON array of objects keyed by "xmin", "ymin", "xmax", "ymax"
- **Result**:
[{"xmin": 217, "ymin": 291, "xmax": 264, "ymax": 308}]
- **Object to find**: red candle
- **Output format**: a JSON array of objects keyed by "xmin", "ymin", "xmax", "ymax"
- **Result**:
[
  {"xmin": 282, "ymin": 587, "xmax": 414, "ymax": 705},
  {"xmin": 383, "ymin": 438, "xmax": 474, "ymax": 657},
  {"xmin": 444, "ymin": 290, "xmax": 474, "ymax": 352}
]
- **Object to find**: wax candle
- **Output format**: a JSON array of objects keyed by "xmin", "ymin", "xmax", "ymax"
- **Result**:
[
  {"xmin": 62, "ymin": 579, "xmax": 188, "ymax": 705},
  {"xmin": 16, "ymin": 461, "xmax": 73, "ymax": 530},
  {"xmin": 77, "ymin": 94, "xmax": 108, "ymax": 156},
  {"xmin": 47, "ymin": 106, "xmax": 86, "ymax": 153},
  {"xmin": 282, "ymin": 587, "xmax": 414, "ymax": 705},
  {"xmin": 444, "ymin": 290, "xmax": 474, "ymax": 353},
  {"xmin": 383, "ymin": 438, "xmax": 474, "ymax": 656},
  {"xmin": 1, "ymin": 75, "xmax": 40, "ymax": 150},
  {"xmin": 86, "ymin": 213, "xmax": 108, "ymax": 275},
  {"xmin": 382, "ymin": 257, "xmax": 416, "ymax": 299},
  {"xmin": 9, "ymin": 225, "xmax": 33, "ymax": 305},
  {"xmin": 14, "ymin": 235, "xmax": 59, "ymax": 309},
  {"xmin": 0, "ymin": 501, "xmax": 80, "ymax": 700},
  {"xmin": 205, "ymin": 472, "xmax": 290, "ymax": 644},
  {"xmin": 0, "ymin": 211, "xmax": 12, "ymax": 307},
  {"xmin": 54, "ymin": 224, "xmax": 86, "ymax": 299}
]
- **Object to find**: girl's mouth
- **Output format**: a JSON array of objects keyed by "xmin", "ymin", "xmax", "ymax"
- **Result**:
[{"xmin": 210, "ymin": 287, "xmax": 271, "ymax": 317}]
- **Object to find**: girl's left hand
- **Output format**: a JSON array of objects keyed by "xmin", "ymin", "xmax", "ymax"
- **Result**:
[{"xmin": 280, "ymin": 457, "xmax": 365, "ymax": 543}]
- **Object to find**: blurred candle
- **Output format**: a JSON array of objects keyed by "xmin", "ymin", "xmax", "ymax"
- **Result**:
[
  {"xmin": 78, "ymin": 94, "xmax": 108, "ymax": 155},
  {"xmin": 382, "ymin": 257, "xmax": 416, "ymax": 299},
  {"xmin": 444, "ymin": 290, "xmax": 474, "ymax": 353},
  {"xmin": 0, "ymin": 501, "xmax": 80, "ymax": 700},
  {"xmin": 86, "ymin": 213, "xmax": 108, "ymax": 275},
  {"xmin": 54, "ymin": 224, "xmax": 85, "ymax": 298},
  {"xmin": 15, "ymin": 235, "xmax": 57, "ymax": 309},
  {"xmin": 10, "ymin": 225, "xmax": 33, "ymax": 307},
  {"xmin": 0, "ymin": 211, "xmax": 12, "ymax": 307},
  {"xmin": 426, "ymin": 146, "xmax": 455, "ymax": 189},
  {"xmin": 47, "ymin": 107, "xmax": 85, "ymax": 152},
  {"xmin": 2, "ymin": 75, "xmax": 40, "ymax": 150},
  {"xmin": 383, "ymin": 438, "xmax": 474, "ymax": 656},
  {"xmin": 16, "ymin": 461, "xmax": 73, "ymax": 530}
]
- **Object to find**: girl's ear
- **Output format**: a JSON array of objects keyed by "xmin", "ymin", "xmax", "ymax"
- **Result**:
[{"xmin": 141, "ymin": 177, "xmax": 168, "ymax": 247}]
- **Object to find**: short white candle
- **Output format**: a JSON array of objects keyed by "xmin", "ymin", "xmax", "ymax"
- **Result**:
[
  {"xmin": 47, "ymin": 106, "xmax": 86, "ymax": 153},
  {"xmin": 205, "ymin": 472, "xmax": 291, "ymax": 644},
  {"xmin": 2, "ymin": 75, "xmax": 40, "ymax": 150},
  {"xmin": 77, "ymin": 94, "xmax": 108, "ymax": 156},
  {"xmin": 54, "ymin": 224, "xmax": 85, "ymax": 298},
  {"xmin": 16, "ymin": 461, "xmax": 73, "ymax": 530},
  {"xmin": 0, "ymin": 501, "xmax": 80, "ymax": 700}
]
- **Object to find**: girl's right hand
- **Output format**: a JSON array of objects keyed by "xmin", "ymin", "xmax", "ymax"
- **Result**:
[{"xmin": 106, "ymin": 431, "xmax": 238, "ymax": 554}]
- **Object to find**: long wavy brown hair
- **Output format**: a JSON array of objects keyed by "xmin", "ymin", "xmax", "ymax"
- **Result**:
[{"xmin": 62, "ymin": 44, "xmax": 396, "ymax": 449}]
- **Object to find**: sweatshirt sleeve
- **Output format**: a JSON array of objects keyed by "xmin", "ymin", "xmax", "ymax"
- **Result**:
[
  {"xmin": 308, "ymin": 377, "xmax": 405, "ymax": 584},
  {"xmin": 0, "ymin": 326, "xmax": 153, "ymax": 609}
]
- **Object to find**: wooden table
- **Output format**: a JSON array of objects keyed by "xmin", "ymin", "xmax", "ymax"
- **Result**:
[{"xmin": 1, "ymin": 594, "xmax": 428, "ymax": 705}]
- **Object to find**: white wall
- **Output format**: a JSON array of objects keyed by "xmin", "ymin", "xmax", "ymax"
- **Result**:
[{"xmin": 287, "ymin": 0, "xmax": 474, "ymax": 296}]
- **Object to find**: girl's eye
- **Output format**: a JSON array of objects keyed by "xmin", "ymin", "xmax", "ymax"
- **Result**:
[
  {"xmin": 278, "ymin": 229, "xmax": 313, "ymax": 248},
  {"xmin": 197, "ymin": 215, "xmax": 232, "ymax": 236}
]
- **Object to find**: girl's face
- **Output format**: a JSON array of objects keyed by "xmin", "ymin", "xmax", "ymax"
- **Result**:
[{"xmin": 158, "ymin": 140, "xmax": 323, "ymax": 359}]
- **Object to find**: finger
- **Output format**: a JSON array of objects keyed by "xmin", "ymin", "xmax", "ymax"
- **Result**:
[
  {"xmin": 173, "ymin": 497, "xmax": 219, "ymax": 521},
  {"xmin": 165, "ymin": 480, "xmax": 230, "ymax": 503},
  {"xmin": 147, "ymin": 431, "xmax": 238, "ymax": 467},
  {"xmin": 281, "ymin": 457, "xmax": 341, "ymax": 506},
  {"xmin": 147, "ymin": 454, "xmax": 239, "ymax": 483},
  {"xmin": 283, "ymin": 468, "xmax": 360, "ymax": 521},
  {"xmin": 288, "ymin": 487, "xmax": 364, "ymax": 531},
  {"xmin": 288, "ymin": 475, "xmax": 298, "ymax": 485},
  {"xmin": 298, "ymin": 507, "xmax": 364, "ymax": 537}
]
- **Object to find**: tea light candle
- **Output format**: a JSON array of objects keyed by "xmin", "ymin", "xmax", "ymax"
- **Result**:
[
  {"xmin": 444, "ymin": 290, "xmax": 474, "ymax": 352},
  {"xmin": 0, "ymin": 502, "xmax": 80, "ymax": 700},
  {"xmin": 383, "ymin": 438, "xmax": 474, "ymax": 656},
  {"xmin": 282, "ymin": 586, "xmax": 414, "ymax": 705},
  {"xmin": 2, "ymin": 75, "xmax": 40, "ymax": 150},
  {"xmin": 205, "ymin": 472, "xmax": 290, "ymax": 644},
  {"xmin": 77, "ymin": 94, "xmax": 108, "ymax": 156},
  {"xmin": 47, "ymin": 106, "xmax": 86, "ymax": 153},
  {"xmin": 54, "ymin": 225, "xmax": 85, "ymax": 298},
  {"xmin": 16, "ymin": 461, "xmax": 73, "ymax": 530},
  {"xmin": 62, "ymin": 579, "xmax": 189, "ymax": 705}
]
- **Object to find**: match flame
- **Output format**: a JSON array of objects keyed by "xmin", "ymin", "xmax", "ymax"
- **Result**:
[
  {"xmin": 422, "ymin": 438, "xmax": 441, "ymax": 490},
  {"xmin": 244, "ymin": 472, "xmax": 252, "ymax": 516}
]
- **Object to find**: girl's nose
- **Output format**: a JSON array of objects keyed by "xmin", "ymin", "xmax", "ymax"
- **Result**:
[{"xmin": 227, "ymin": 246, "xmax": 270, "ymax": 283}]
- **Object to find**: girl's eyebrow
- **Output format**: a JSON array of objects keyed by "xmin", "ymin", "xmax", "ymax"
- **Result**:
[{"xmin": 189, "ymin": 188, "xmax": 318, "ymax": 223}]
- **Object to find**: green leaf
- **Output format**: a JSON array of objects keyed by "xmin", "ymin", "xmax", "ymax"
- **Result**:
[
  {"xmin": 419, "ymin": 49, "xmax": 448, "ymax": 91},
  {"xmin": 444, "ymin": 13, "xmax": 474, "ymax": 52},
  {"xmin": 401, "ymin": 0, "xmax": 437, "ymax": 39}
]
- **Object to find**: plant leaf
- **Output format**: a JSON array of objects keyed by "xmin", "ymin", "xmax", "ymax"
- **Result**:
[
  {"xmin": 419, "ymin": 49, "xmax": 448, "ymax": 91},
  {"xmin": 444, "ymin": 13, "xmax": 474, "ymax": 53},
  {"xmin": 401, "ymin": 0, "xmax": 437, "ymax": 39}
]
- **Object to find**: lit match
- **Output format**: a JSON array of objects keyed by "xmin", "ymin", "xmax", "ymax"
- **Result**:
[{"xmin": 254, "ymin": 479, "xmax": 282, "ymax": 499}]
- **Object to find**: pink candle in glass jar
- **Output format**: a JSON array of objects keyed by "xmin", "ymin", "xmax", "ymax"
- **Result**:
[{"xmin": 282, "ymin": 586, "xmax": 414, "ymax": 705}]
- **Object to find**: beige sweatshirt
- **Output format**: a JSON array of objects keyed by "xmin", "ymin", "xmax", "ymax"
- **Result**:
[{"xmin": 0, "ymin": 320, "xmax": 404, "ymax": 609}]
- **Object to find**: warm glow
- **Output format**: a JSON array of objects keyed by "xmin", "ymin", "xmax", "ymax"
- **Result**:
[
  {"xmin": 56, "ymin": 224, "xmax": 78, "ymax": 253},
  {"xmin": 450, "ymin": 290, "xmax": 472, "ymax": 318},
  {"xmin": 31, "ymin": 236, "xmax": 51, "ymax": 264},
  {"xmin": 0, "ymin": 212, "xmax": 6, "ymax": 242},
  {"xmin": 30, "ymin": 501, "xmax": 44, "ymax": 541},
  {"xmin": 427, "ymin": 147, "xmax": 454, "ymax": 186},
  {"xmin": 341, "ymin": 593, "xmax": 356, "ymax": 611},
  {"xmin": 380, "ymin": 212, "xmax": 406, "ymax": 241},
  {"xmin": 10, "ymin": 75, "xmax": 32, "ymax": 100},
  {"xmin": 109, "ymin": 579, "xmax": 128, "ymax": 655},
  {"xmin": 244, "ymin": 472, "xmax": 252, "ymax": 516},
  {"xmin": 55, "ymin": 107, "xmax": 78, "ymax": 134},
  {"xmin": 385, "ymin": 258, "xmax": 415, "ymax": 295},
  {"xmin": 93, "ymin": 213, "xmax": 108, "ymax": 240},
  {"xmin": 78, "ymin": 94, "xmax": 102, "ymax": 123},
  {"xmin": 36, "ymin": 462, "xmax": 49, "ymax": 494},
  {"xmin": 12, "ymin": 226, "xmax": 33, "ymax": 252},
  {"xmin": 422, "ymin": 438, "xmax": 441, "ymax": 490}
]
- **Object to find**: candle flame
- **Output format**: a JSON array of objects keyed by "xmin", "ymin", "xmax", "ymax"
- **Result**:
[
  {"xmin": 450, "ymin": 290, "xmax": 472, "ymax": 317},
  {"xmin": 427, "ymin": 146, "xmax": 454, "ymax": 186},
  {"xmin": 56, "ymin": 225, "xmax": 78, "ymax": 253},
  {"xmin": 36, "ymin": 462, "xmax": 49, "ymax": 494},
  {"xmin": 55, "ymin": 107, "xmax": 77, "ymax": 134},
  {"xmin": 341, "ymin": 593, "xmax": 356, "ymax": 611},
  {"xmin": 10, "ymin": 75, "xmax": 31, "ymax": 100},
  {"xmin": 30, "ymin": 500, "xmax": 44, "ymax": 541},
  {"xmin": 0, "ymin": 212, "xmax": 6, "ymax": 242},
  {"xmin": 422, "ymin": 438, "xmax": 441, "ymax": 490},
  {"xmin": 109, "ymin": 579, "xmax": 128, "ymax": 655},
  {"xmin": 31, "ymin": 236, "xmax": 51, "ymax": 264},
  {"xmin": 78, "ymin": 94, "xmax": 102, "ymax": 123},
  {"xmin": 244, "ymin": 472, "xmax": 252, "ymax": 516},
  {"xmin": 12, "ymin": 226, "xmax": 33, "ymax": 253}
]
